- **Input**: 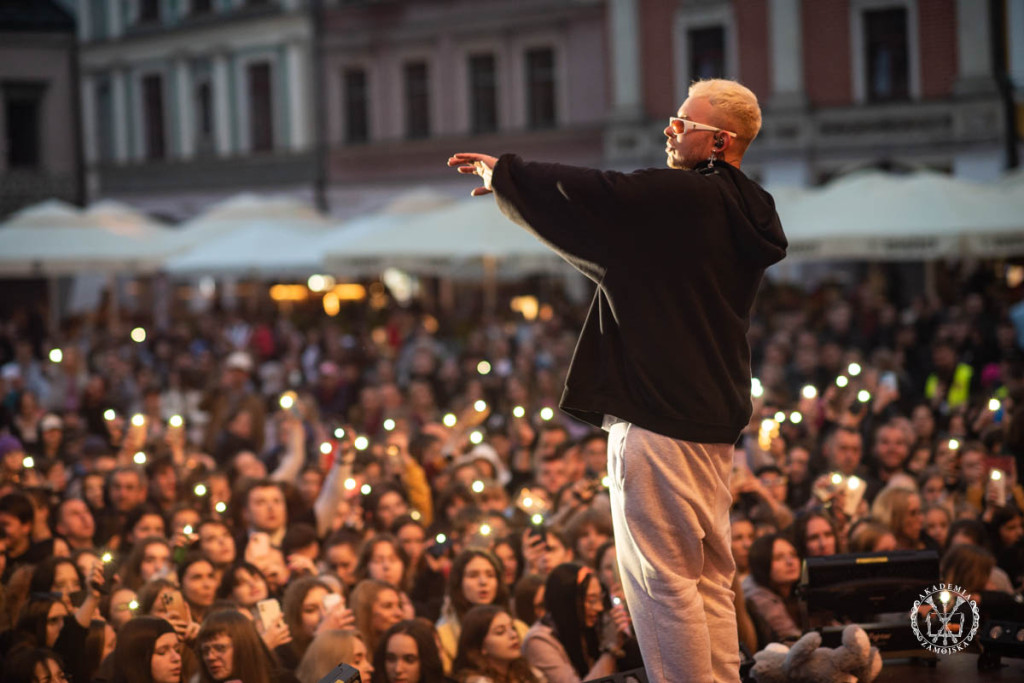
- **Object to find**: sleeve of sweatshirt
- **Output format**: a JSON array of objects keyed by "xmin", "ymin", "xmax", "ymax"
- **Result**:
[
  {"xmin": 489, "ymin": 154, "xmax": 628, "ymax": 282},
  {"xmin": 490, "ymin": 154, "xmax": 714, "ymax": 279}
]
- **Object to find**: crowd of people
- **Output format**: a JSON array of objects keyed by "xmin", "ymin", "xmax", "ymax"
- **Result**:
[{"xmin": 0, "ymin": 259, "xmax": 1022, "ymax": 683}]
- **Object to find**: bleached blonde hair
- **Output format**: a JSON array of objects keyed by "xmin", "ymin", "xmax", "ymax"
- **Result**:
[{"xmin": 688, "ymin": 79, "xmax": 762, "ymax": 146}]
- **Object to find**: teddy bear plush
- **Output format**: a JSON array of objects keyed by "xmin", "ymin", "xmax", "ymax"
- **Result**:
[{"xmin": 750, "ymin": 624, "xmax": 883, "ymax": 683}]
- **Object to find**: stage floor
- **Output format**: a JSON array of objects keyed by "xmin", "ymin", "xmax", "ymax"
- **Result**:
[{"xmin": 876, "ymin": 654, "xmax": 1024, "ymax": 681}]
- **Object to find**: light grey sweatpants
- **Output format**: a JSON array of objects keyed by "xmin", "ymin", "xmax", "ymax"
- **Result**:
[{"xmin": 606, "ymin": 420, "xmax": 740, "ymax": 683}]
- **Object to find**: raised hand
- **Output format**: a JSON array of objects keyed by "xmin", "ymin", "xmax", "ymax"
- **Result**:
[
  {"xmin": 259, "ymin": 618, "xmax": 292, "ymax": 649},
  {"xmin": 319, "ymin": 605, "xmax": 356, "ymax": 632},
  {"xmin": 447, "ymin": 153, "xmax": 498, "ymax": 196}
]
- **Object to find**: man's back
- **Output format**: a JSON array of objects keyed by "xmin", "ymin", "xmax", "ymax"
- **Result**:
[{"xmin": 491, "ymin": 156, "xmax": 787, "ymax": 444}]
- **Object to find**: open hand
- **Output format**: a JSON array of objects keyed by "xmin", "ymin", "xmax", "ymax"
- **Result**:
[{"xmin": 447, "ymin": 153, "xmax": 497, "ymax": 196}]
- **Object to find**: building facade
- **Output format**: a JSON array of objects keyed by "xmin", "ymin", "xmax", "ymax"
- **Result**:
[
  {"xmin": 76, "ymin": 0, "xmax": 315, "ymax": 220},
  {"xmin": 606, "ymin": 0, "xmax": 1020, "ymax": 185},
  {"xmin": 320, "ymin": 0, "xmax": 609, "ymax": 214},
  {"xmin": 65, "ymin": 0, "xmax": 1023, "ymax": 221},
  {"xmin": 0, "ymin": 0, "xmax": 81, "ymax": 219}
]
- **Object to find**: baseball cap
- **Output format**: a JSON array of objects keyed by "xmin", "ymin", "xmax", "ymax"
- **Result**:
[
  {"xmin": 225, "ymin": 351, "xmax": 253, "ymax": 373},
  {"xmin": 40, "ymin": 414, "xmax": 63, "ymax": 432}
]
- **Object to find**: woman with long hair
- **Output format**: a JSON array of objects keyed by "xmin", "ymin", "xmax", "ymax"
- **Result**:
[
  {"xmin": 355, "ymin": 534, "xmax": 411, "ymax": 592},
  {"xmin": 791, "ymin": 511, "xmax": 840, "ymax": 558},
  {"xmin": 436, "ymin": 550, "xmax": 526, "ymax": 673},
  {"xmin": 941, "ymin": 544, "xmax": 998, "ymax": 600},
  {"xmin": 349, "ymin": 579, "xmax": 405, "ymax": 658},
  {"xmin": 216, "ymin": 561, "xmax": 271, "ymax": 610},
  {"xmin": 28, "ymin": 557, "xmax": 83, "ymax": 611},
  {"xmin": 363, "ymin": 483, "xmax": 411, "ymax": 534},
  {"xmin": 136, "ymin": 579, "xmax": 202, "ymax": 653},
  {"xmin": 729, "ymin": 514, "xmax": 755, "ymax": 581},
  {"xmin": 741, "ymin": 534, "xmax": 802, "ymax": 647},
  {"xmin": 195, "ymin": 609, "xmax": 287, "ymax": 683},
  {"xmin": 491, "ymin": 536, "xmax": 523, "ymax": 592},
  {"xmin": 846, "ymin": 519, "xmax": 898, "ymax": 553},
  {"xmin": 14, "ymin": 566, "xmax": 104, "ymax": 683},
  {"xmin": 371, "ymin": 619, "xmax": 447, "ymax": 683},
  {"xmin": 82, "ymin": 618, "xmax": 117, "ymax": 683},
  {"xmin": 452, "ymin": 605, "xmax": 540, "ymax": 683},
  {"xmin": 197, "ymin": 518, "xmax": 237, "ymax": 575},
  {"xmin": 177, "ymin": 554, "xmax": 217, "ymax": 622},
  {"xmin": 871, "ymin": 487, "xmax": 932, "ymax": 550},
  {"xmin": 295, "ymin": 629, "xmax": 373, "ymax": 683},
  {"xmin": 522, "ymin": 563, "xmax": 628, "ymax": 683},
  {"xmin": 119, "ymin": 504, "xmax": 168, "ymax": 554},
  {"xmin": 14, "ymin": 596, "xmax": 70, "ymax": 650},
  {"xmin": 282, "ymin": 577, "xmax": 337, "ymax": 664},
  {"xmin": 923, "ymin": 504, "xmax": 952, "ymax": 548},
  {"xmin": 0, "ymin": 646, "xmax": 69, "ymax": 683},
  {"xmin": 985, "ymin": 504, "xmax": 1024, "ymax": 561},
  {"xmin": 108, "ymin": 616, "xmax": 182, "ymax": 683},
  {"xmin": 120, "ymin": 537, "xmax": 174, "ymax": 591},
  {"xmin": 512, "ymin": 575, "xmax": 545, "ymax": 628}
]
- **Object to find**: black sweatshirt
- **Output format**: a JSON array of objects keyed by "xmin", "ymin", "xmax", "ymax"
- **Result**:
[{"xmin": 491, "ymin": 154, "xmax": 787, "ymax": 445}]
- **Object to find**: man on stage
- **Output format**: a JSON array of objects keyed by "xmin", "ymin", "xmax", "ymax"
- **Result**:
[{"xmin": 449, "ymin": 78, "xmax": 787, "ymax": 683}]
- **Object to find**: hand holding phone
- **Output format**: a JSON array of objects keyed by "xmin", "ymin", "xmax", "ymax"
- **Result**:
[
  {"xmin": 988, "ymin": 469, "xmax": 1008, "ymax": 507},
  {"xmin": 161, "ymin": 590, "xmax": 190, "ymax": 623},
  {"xmin": 257, "ymin": 598, "xmax": 283, "ymax": 631},
  {"xmin": 322, "ymin": 593, "xmax": 343, "ymax": 613},
  {"xmin": 246, "ymin": 532, "xmax": 273, "ymax": 564}
]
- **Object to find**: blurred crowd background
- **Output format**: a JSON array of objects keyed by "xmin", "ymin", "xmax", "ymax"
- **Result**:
[{"xmin": 0, "ymin": 255, "xmax": 1022, "ymax": 682}]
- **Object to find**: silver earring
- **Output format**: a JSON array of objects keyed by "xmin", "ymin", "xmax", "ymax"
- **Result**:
[{"xmin": 708, "ymin": 150, "xmax": 717, "ymax": 167}]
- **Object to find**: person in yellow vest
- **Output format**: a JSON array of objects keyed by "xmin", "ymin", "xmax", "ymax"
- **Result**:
[{"xmin": 925, "ymin": 339, "xmax": 975, "ymax": 412}]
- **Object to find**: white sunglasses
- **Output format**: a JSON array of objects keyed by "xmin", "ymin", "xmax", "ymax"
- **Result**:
[{"xmin": 668, "ymin": 117, "xmax": 737, "ymax": 138}]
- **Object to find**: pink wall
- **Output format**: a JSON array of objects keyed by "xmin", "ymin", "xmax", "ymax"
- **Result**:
[
  {"xmin": 803, "ymin": 0, "xmax": 854, "ymax": 107},
  {"xmin": 919, "ymin": 0, "xmax": 957, "ymax": 99},
  {"xmin": 734, "ymin": 0, "xmax": 771, "ymax": 101}
]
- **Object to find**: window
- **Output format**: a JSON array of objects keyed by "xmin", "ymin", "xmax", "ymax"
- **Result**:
[
  {"xmin": 4, "ymin": 83, "xmax": 46, "ymax": 169},
  {"xmin": 688, "ymin": 26, "xmax": 725, "ymax": 82},
  {"xmin": 139, "ymin": 0, "xmax": 160, "ymax": 23},
  {"xmin": 191, "ymin": 0, "xmax": 213, "ymax": 14},
  {"xmin": 248, "ymin": 62, "xmax": 274, "ymax": 152},
  {"xmin": 468, "ymin": 54, "xmax": 498, "ymax": 135},
  {"xmin": 95, "ymin": 78, "xmax": 115, "ymax": 162},
  {"xmin": 195, "ymin": 80, "xmax": 214, "ymax": 153},
  {"xmin": 864, "ymin": 7, "xmax": 909, "ymax": 102},
  {"xmin": 142, "ymin": 74, "xmax": 166, "ymax": 160},
  {"xmin": 343, "ymin": 68, "xmax": 369, "ymax": 143},
  {"xmin": 525, "ymin": 48, "xmax": 556, "ymax": 129},
  {"xmin": 404, "ymin": 61, "xmax": 430, "ymax": 139}
]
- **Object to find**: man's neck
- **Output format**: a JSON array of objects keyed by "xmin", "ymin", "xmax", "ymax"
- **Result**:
[
  {"xmin": 880, "ymin": 466, "xmax": 903, "ymax": 481},
  {"xmin": 250, "ymin": 526, "xmax": 286, "ymax": 546},
  {"xmin": 66, "ymin": 535, "xmax": 94, "ymax": 551}
]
